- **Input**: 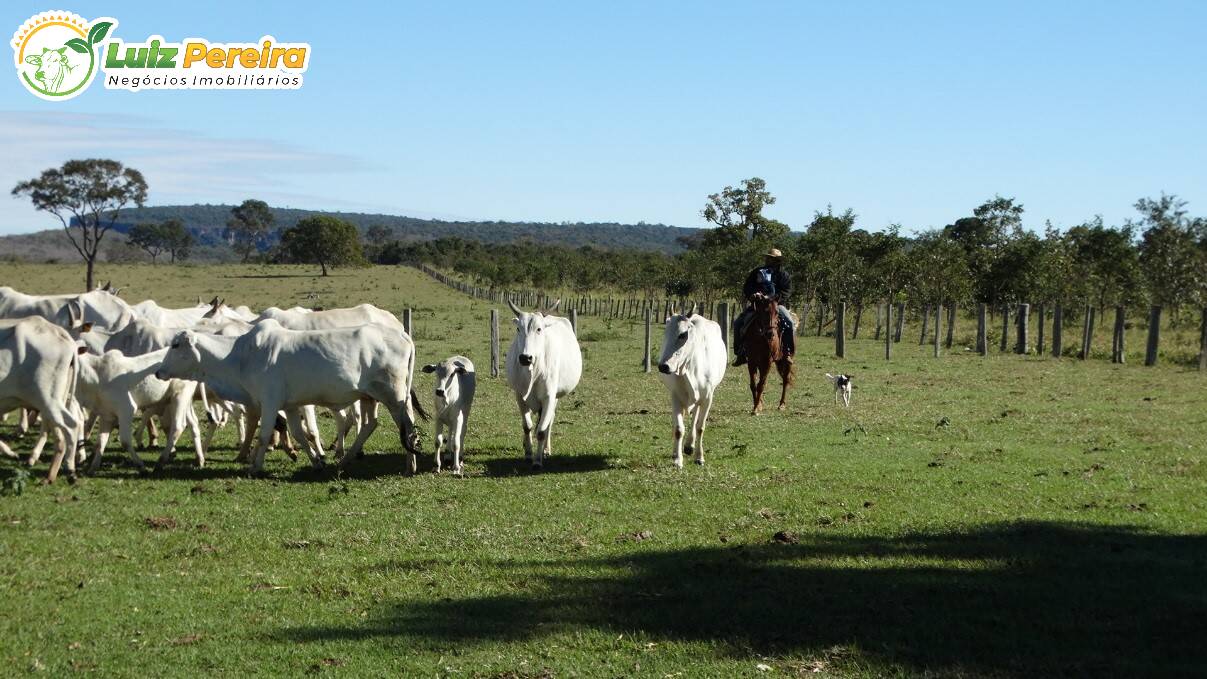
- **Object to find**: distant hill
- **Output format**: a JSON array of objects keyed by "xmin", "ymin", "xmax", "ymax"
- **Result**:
[{"xmin": 0, "ymin": 204, "xmax": 699, "ymax": 262}]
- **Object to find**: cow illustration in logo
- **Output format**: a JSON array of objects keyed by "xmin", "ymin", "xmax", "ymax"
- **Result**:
[
  {"xmin": 12, "ymin": 12, "xmax": 116, "ymax": 101},
  {"xmin": 25, "ymin": 45, "xmax": 74, "ymax": 92}
]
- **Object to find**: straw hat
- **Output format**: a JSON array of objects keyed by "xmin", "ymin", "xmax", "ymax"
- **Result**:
[{"xmin": 765, "ymin": 248, "xmax": 783, "ymax": 259}]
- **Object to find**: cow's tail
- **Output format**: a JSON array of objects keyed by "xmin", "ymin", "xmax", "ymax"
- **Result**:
[
  {"xmin": 410, "ymin": 388, "xmax": 430, "ymax": 421},
  {"xmin": 405, "ymin": 341, "xmax": 429, "ymax": 421}
]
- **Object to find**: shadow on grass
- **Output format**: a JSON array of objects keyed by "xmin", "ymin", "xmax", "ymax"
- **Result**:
[
  {"xmin": 279, "ymin": 521, "xmax": 1207, "ymax": 675},
  {"xmin": 481, "ymin": 453, "xmax": 611, "ymax": 477}
]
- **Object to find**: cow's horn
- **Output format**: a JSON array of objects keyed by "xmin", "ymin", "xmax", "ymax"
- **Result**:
[
  {"xmin": 546, "ymin": 298, "xmax": 561, "ymax": 314},
  {"xmin": 507, "ymin": 298, "xmax": 523, "ymax": 318}
]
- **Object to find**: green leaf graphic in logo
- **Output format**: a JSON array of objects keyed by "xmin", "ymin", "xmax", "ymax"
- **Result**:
[
  {"xmin": 87, "ymin": 21, "xmax": 112, "ymax": 45},
  {"xmin": 65, "ymin": 38, "xmax": 89, "ymax": 54}
]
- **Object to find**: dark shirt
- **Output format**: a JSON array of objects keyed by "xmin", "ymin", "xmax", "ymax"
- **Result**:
[{"xmin": 743, "ymin": 266, "xmax": 791, "ymax": 304}]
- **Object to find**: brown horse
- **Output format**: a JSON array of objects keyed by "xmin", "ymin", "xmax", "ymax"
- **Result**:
[{"xmin": 742, "ymin": 293, "xmax": 794, "ymax": 414}]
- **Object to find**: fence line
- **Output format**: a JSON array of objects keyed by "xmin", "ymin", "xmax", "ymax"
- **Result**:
[{"xmin": 414, "ymin": 266, "xmax": 1201, "ymax": 370}]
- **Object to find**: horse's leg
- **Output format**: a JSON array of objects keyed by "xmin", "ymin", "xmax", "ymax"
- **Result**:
[
  {"xmin": 747, "ymin": 364, "xmax": 760, "ymax": 415},
  {"xmin": 777, "ymin": 359, "xmax": 793, "ymax": 410},
  {"xmin": 752, "ymin": 363, "xmax": 770, "ymax": 415}
]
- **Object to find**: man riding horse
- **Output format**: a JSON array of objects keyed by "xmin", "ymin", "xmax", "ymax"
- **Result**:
[{"xmin": 732, "ymin": 248, "xmax": 795, "ymax": 366}]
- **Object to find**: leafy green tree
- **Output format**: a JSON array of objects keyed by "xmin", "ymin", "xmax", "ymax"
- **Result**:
[
  {"xmin": 700, "ymin": 177, "xmax": 787, "ymax": 244},
  {"xmin": 910, "ymin": 232, "xmax": 971, "ymax": 306},
  {"xmin": 225, "ymin": 199, "xmax": 274, "ymax": 262},
  {"xmin": 280, "ymin": 215, "xmax": 365, "ymax": 276},
  {"xmin": 1064, "ymin": 217, "xmax": 1142, "ymax": 309},
  {"xmin": 1133, "ymin": 194, "xmax": 1205, "ymax": 314},
  {"xmin": 365, "ymin": 224, "xmax": 394, "ymax": 245},
  {"xmin": 127, "ymin": 222, "xmax": 167, "ymax": 263},
  {"xmin": 12, "ymin": 158, "xmax": 148, "ymax": 290},
  {"xmin": 127, "ymin": 218, "xmax": 194, "ymax": 264},
  {"xmin": 943, "ymin": 195, "xmax": 1024, "ymax": 305}
]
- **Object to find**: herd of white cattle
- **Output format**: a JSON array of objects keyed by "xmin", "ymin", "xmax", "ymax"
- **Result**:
[{"xmin": 0, "ymin": 284, "xmax": 727, "ymax": 482}]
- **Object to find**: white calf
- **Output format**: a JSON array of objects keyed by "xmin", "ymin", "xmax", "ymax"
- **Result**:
[{"xmin": 421, "ymin": 356, "xmax": 476, "ymax": 474}]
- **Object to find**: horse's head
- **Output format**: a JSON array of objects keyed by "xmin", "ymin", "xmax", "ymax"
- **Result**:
[{"xmin": 750, "ymin": 293, "xmax": 778, "ymax": 333}]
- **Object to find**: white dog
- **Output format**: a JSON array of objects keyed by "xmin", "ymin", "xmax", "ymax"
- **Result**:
[{"xmin": 825, "ymin": 373, "xmax": 853, "ymax": 407}]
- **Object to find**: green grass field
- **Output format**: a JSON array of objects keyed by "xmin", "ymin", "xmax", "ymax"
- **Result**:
[{"xmin": 2, "ymin": 263, "xmax": 1205, "ymax": 677}]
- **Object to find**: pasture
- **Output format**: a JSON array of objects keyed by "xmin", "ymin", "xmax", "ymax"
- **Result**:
[{"xmin": 1, "ymin": 263, "xmax": 1205, "ymax": 677}]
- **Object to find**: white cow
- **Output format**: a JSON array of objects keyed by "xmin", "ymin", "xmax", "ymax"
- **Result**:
[
  {"xmin": 657, "ymin": 311, "xmax": 726, "ymax": 468},
  {"xmin": 505, "ymin": 300, "xmax": 582, "ymax": 470},
  {"xmin": 255, "ymin": 303, "xmax": 403, "ymax": 332},
  {"xmin": 0, "ymin": 317, "xmax": 82, "ymax": 482},
  {"xmin": 0, "ymin": 285, "xmax": 134, "ymax": 330},
  {"xmin": 421, "ymin": 356, "xmax": 475, "ymax": 474},
  {"xmin": 74, "ymin": 349, "xmax": 204, "ymax": 473},
  {"xmin": 154, "ymin": 320, "xmax": 426, "ymax": 475}
]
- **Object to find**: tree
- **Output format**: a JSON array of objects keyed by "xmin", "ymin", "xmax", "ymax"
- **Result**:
[
  {"xmin": 944, "ymin": 195, "xmax": 1024, "ymax": 305},
  {"xmin": 159, "ymin": 219, "xmax": 195, "ymax": 263},
  {"xmin": 1064, "ymin": 217, "xmax": 1141, "ymax": 309},
  {"xmin": 700, "ymin": 177, "xmax": 787, "ymax": 244},
  {"xmin": 127, "ymin": 222, "xmax": 167, "ymax": 263},
  {"xmin": 1133, "ymin": 194, "xmax": 1205, "ymax": 315},
  {"xmin": 125, "ymin": 218, "xmax": 194, "ymax": 264},
  {"xmin": 225, "ymin": 199, "xmax": 274, "ymax": 262},
  {"xmin": 279, "ymin": 215, "xmax": 365, "ymax": 276},
  {"xmin": 365, "ymin": 224, "xmax": 393, "ymax": 245},
  {"xmin": 12, "ymin": 158, "xmax": 148, "ymax": 290}
]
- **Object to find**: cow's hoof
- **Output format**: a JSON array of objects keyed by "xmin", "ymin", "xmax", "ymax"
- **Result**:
[
  {"xmin": 66, "ymin": 473, "xmax": 78, "ymax": 484},
  {"xmin": 673, "ymin": 460, "xmax": 684, "ymax": 470},
  {"xmin": 777, "ymin": 404, "xmax": 787, "ymax": 411},
  {"xmin": 694, "ymin": 459, "xmax": 704, "ymax": 466}
]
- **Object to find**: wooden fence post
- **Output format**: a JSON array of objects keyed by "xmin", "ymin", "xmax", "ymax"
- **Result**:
[
  {"xmin": 945, "ymin": 303, "xmax": 956, "ymax": 349},
  {"xmin": 976, "ymin": 303, "xmax": 987, "ymax": 356},
  {"xmin": 643, "ymin": 308, "xmax": 652, "ymax": 373},
  {"xmin": 1080, "ymin": 305, "xmax": 1095, "ymax": 360},
  {"xmin": 874, "ymin": 303, "xmax": 883, "ymax": 341},
  {"xmin": 1112, "ymin": 306, "xmax": 1125, "ymax": 364},
  {"xmin": 403, "ymin": 308, "xmax": 413, "ymax": 336},
  {"xmin": 835, "ymin": 302, "xmax": 846, "ymax": 358},
  {"xmin": 570, "ymin": 308, "xmax": 578, "ymax": 336},
  {"xmin": 884, "ymin": 302, "xmax": 892, "ymax": 360},
  {"xmin": 933, "ymin": 304, "xmax": 942, "ymax": 358},
  {"xmin": 999, "ymin": 306, "xmax": 1009, "ymax": 352},
  {"xmin": 1052, "ymin": 305, "xmax": 1064, "ymax": 358},
  {"xmin": 852, "ymin": 302, "xmax": 863, "ymax": 339},
  {"xmin": 718, "ymin": 302, "xmax": 730, "ymax": 351},
  {"xmin": 1199, "ymin": 307, "xmax": 1207, "ymax": 371},
  {"xmin": 1145, "ymin": 305, "xmax": 1161, "ymax": 366},
  {"xmin": 894, "ymin": 302, "xmax": 905, "ymax": 343},
  {"xmin": 919, "ymin": 304, "xmax": 930, "ymax": 345},
  {"xmin": 1036, "ymin": 304, "xmax": 1046, "ymax": 355},
  {"xmin": 1016, "ymin": 303, "xmax": 1029, "ymax": 354},
  {"xmin": 490, "ymin": 309, "xmax": 499, "ymax": 378}
]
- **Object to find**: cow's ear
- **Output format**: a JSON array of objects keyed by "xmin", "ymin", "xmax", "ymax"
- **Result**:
[
  {"xmin": 453, "ymin": 361, "xmax": 467, "ymax": 374},
  {"xmin": 421, "ymin": 364, "xmax": 437, "ymax": 373},
  {"xmin": 78, "ymin": 346, "xmax": 89, "ymax": 355},
  {"xmin": 25, "ymin": 55, "xmax": 41, "ymax": 65},
  {"xmin": 80, "ymin": 322, "xmax": 93, "ymax": 333}
]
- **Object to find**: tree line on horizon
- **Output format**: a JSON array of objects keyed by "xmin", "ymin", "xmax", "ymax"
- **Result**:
[
  {"xmin": 390, "ymin": 178, "xmax": 1207, "ymax": 327},
  {"xmin": 11, "ymin": 161, "xmax": 1207, "ymax": 325}
]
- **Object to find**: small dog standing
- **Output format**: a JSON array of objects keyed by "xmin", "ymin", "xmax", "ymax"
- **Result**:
[{"xmin": 825, "ymin": 373, "xmax": 853, "ymax": 407}]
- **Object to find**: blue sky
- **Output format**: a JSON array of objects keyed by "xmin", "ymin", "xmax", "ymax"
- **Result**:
[{"xmin": 3, "ymin": 1, "xmax": 1205, "ymax": 236}]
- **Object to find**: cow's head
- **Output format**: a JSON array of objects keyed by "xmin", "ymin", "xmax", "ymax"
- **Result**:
[
  {"xmin": 658, "ymin": 309, "xmax": 697, "ymax": 375},
  {"xmin": 156, "ymin": 331, "xmax": 202, "ymax": 380},
  {"xmin": 508, "ymin": 298, "xmax": 560, "ymax": 369},
  {"xmin": 422, "ymin": 359, "xmax": 470, "ymax": 404},
  {"xmin": 25, "ymin": 47, "xmax": 73, "ymax": 91}
]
